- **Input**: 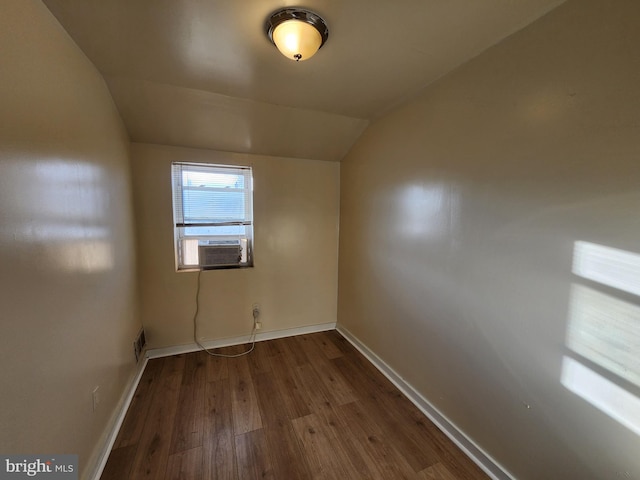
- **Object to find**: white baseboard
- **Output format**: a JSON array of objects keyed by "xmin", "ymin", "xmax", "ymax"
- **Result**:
[
  {"xmin": 87, "ymin": 355, "xmax": 149, "ymax": 480},
  {"xmin": 146, "ymin": 322, "xmax": 337, "ymax": 359},
  {"xmin": 336, "ymin": 324, "xmax": 514, "ymax": 480}
]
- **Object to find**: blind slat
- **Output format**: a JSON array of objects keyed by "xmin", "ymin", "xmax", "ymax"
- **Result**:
[{"xmin": 176, "ymin": 221, "xmax": 252, "ymax": 227}]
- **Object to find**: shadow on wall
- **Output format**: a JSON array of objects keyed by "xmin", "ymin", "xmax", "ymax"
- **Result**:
[{"xmin": 562, "ymin": 241, "xmax": 640, "ymax": 436}]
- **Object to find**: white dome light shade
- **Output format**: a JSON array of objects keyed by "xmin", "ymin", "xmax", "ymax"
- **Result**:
[
  {"xmin": 266, "ymin": 8, "xmax": 329, "ymax": 62},
  {"xmin": 272, "ymin": 20, "xmax": 322, "ymax": 61}
]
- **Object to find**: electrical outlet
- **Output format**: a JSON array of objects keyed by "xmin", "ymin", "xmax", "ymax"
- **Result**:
[
  {"xmin": 92, "ymin": 386, "xmax": 100, "ymax": 412},
  {"xmin": 252, "ymin": 303, "xmax": 262, "ymax": 329}
]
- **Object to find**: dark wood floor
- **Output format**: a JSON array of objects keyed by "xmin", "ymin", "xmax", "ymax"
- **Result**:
[{"xmin": 101, "ymin": 330, "xmax": 489, "ymax": 479}]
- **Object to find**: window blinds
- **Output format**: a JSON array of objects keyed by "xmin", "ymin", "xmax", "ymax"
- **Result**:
[{"xmin": 172, "ymin": 162, "xmax": 252, "ymax": 228}]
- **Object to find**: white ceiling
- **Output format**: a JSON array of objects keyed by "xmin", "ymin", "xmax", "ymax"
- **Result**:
[{"xmin": 43, "ymin": 0, "xmax": 565, "ymax": 161}]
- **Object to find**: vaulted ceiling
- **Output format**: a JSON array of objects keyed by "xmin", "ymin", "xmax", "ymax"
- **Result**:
[{"xmin": 43, "ymin": 0, "xmax": 565, "ymax": 161}]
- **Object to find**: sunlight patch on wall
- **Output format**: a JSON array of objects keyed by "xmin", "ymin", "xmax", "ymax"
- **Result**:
[
  {"xmin": 561, "ymin": 356, "xmax": 640, "ymax": 436},
  {"xmin": 564, "ymin": 241, "xmax": 640, "ymax": 437},
  {"xmin": 566, "ymin": 284, "xmax": 640, "ymax": 387},
  {"xmin": 573, "ymin": 241, "xmax": 640, "ymax": 297}
]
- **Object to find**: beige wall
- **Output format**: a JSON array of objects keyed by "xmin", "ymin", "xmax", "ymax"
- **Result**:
[
  {"xmin": 0, "ymin": 2, "xmax": 140, "ymax": 478},
  {"xmin": 338, "ymin": 1, "xmax": 640, "ymax": 479},
  {"xmin": 131, "ymin": 143, "xmax": 339, "ymax": 348}
]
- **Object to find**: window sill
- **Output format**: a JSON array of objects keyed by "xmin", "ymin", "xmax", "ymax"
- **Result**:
[{"xmin": 176, "ymin": 264, "xmax": 254, "ymax": 273}]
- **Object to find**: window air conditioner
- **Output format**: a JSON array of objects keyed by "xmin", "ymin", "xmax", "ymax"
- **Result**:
[{"xmin": 198, "ymin": 242, "xmax": 242, "ymax": 267}]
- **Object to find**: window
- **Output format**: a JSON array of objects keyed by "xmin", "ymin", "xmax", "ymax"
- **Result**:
[{"xmin": 171, "ymin": 162, "xmax": 254, "ymax": 270}]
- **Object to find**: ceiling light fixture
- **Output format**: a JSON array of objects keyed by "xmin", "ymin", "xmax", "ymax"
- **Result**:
[{"xmin": 265, "ymin": 8, "xmax": 329, "ymax": 62}]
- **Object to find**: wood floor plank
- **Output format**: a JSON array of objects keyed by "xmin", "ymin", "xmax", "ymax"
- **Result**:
[
  {"xmin": 292, "ymin": 333, "xmax": 326, "ymax": 363},
  {"xmin": 296, "ymin": 334, "xmax": 357, "ymax": 406},
  {"xmin": 308, "ymin": 331, "xmax": 344, "ymax": 360},
  {"xmin": 335, "ymin": 401, "xmax": 418, "ymax": 479},
  {"xmin": 205, "ymin": 352, "xmax": 228, "ymax": 382},
  {"xmin": 164, "ymin": 354, "xmax": 187, "ymax": 375},
  {"xmin": 332, "ymin": 354, "xmax": 441, "ymax": 471},
  {"xmin": 291, "ymin": 413, "xmax": 362, "ymax": 480},
  {"xmin": 102, "ymin": 332, "xmax": 490, "ymax": 480},
  {"xmin": 253, "ymin": 372, "xmax": 311, "ymax": 479},
  {"xmin": 281, "ymin": 335, "xmax": 311, "ymax": 367},
  {"xmin": 234, "ymin": 429, "xmax": 274, "ymax": 479},
  {"xmin": 262, "ymin": 336, "xmax": 286, "ymax": 357},
  {"xmin": 253, "ymin": 372, "xmax": 289, "ymax": 425},
  {"xmin": 203, "ymin": 431, "xmax": 237, "ymax": 480},
  {"xmin": 164, "ymin": 446, "xmax": 203, "ymax": 480},
  {"xmin": 324, "ymin": 329, "xmax": 355, "ymax": 355},
  {"xmin": 170, "ymin": 352, "xmax": 206, "ymax": 454},
  {"xmin": 203, "ymin": 378, "xmax": 233, "ymax": 440},
  {"xmin": 228, "ymin": 355, "xmax": 262, "ymax": 435},
  {"xmin": 312, "ymin": 359, "xmax": 357, "ymax": 406},
  {"xmin": 266, "ymin": 351, "xmax": 312, "ymax": 420},
  {"xmin": 100, "ymin": 444, "xmax": 137, "ymax": 480},
  {"xmin": 418, "ymin": 462, "xmax": 460, "ymax": 480},
  {"xmin": 128, "ymin": 355, "xmax": 184, "ymax": 479},
  {"xmin": 113, "ymin": 357, "xmax": 165, "ymax": 448},
  {"xmin": 263, "ymin": 420, "xmax": 310, "ymax": 480},
  {"xmin": 293, "ymin": 362, "xmax": 337, "ymax": 417},
  {"xmin": 314, "ymin": 403, "xmax": 390, "ymax": 480},
  {"xmin": 245, "ymin": 340, "xmax": 272, "ymax": 377},
  {"xmin": 403, "ymin": 403, "xmax": 489, "ymax": 479}
]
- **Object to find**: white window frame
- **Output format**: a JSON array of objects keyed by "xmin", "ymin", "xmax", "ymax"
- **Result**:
[{"xmin": 171, "ymin": 162, "xmax": 254, "ymax": 271}]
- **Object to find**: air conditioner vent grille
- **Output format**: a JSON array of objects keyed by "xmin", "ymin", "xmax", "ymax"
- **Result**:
[{"xmin": 198, "ymin": 243, "xmax": 241, "ymax": 267}]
